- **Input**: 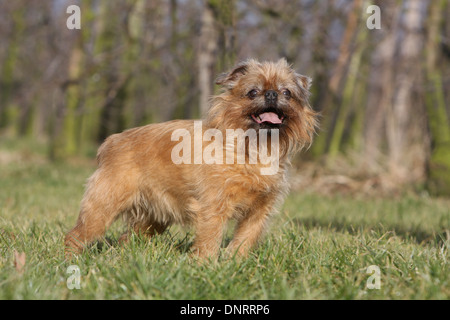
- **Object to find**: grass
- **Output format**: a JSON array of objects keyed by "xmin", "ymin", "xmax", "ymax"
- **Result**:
[{"xmin": 0, "ymin": 141, "xmax": 449, "ymax": 299}]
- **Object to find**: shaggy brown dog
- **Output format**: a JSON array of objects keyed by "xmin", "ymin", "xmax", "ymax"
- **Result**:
[{"xmin": 65, "ymin": 58, "xmax": 318, "ymax": 259}]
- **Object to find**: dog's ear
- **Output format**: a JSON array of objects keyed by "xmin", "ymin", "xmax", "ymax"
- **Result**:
[
  {"xmin": 295, "ymin": 73, "xmax": 312, "ymax": 92},
  {"xmin": 215, "ymin": 60, "xmax": 250, "ymax": 89},
  {"xmin": 276, "ymin": 58, "xmax": 311, "ymax": 92}
]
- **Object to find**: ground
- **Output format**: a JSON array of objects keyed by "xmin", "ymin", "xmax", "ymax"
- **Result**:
[{"xmin": 0, "ymin": 139, "xmax": 449, "ymax": 299}]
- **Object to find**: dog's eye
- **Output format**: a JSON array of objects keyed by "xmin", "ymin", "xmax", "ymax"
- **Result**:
[
  {"xmin": 247, "ymin": 89, "xmax": 259, "ymax": 99},
  {"xmin": 282, "ymin": 89, "xmax": 291, "ymax": 99}
]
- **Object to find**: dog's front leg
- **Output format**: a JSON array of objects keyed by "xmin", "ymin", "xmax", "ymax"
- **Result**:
[
  {"xmin": 227, "ymin": 196, "xmax": 275, "ymax": 257},
  {"xmin": 191, "ymin": 210, "xmax": 228, "ymax": 259}
]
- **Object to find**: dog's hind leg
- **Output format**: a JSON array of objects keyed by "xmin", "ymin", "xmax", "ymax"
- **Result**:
[{"xmin": 64, "ymin": 169, "xmax": 134, "ymax": 259}]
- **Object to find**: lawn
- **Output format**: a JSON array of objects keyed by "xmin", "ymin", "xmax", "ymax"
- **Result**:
[{"xmin": 0, "ymin": 143, "xmax": 449, "ymax": 300}]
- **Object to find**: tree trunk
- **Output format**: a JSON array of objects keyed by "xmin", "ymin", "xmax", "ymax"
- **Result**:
[
  {"xmin": 387, "ymin": 0, "xmax": 428, "ymax": 181},
  {"xmin": 328, "ymin": 0, "xmax": 365, "ymax": 158},
  {"xmin": 63, "ymin": 34, "xmax": 83, "ymax": 156},
  {"xmin": 425, "ymin": 0, "xmax": 450, "ymax": 195},
  {"xmin": 198, "ymin": 1, "xmax": 219, "ymax": 117},
  {"xmin": 364, "ymin": 1, "xmax": 401, "ymax": 166},
  {"xmin": 312, "ymin": 0, "xmax": 361, "ymax": 157},
  {"xmin": 0, "ymin": 7, "xmax": 24, "ymax": 130}
]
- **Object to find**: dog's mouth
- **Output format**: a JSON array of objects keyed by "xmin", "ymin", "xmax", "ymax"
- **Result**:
[{"xmin": 251, "ymin": 110, "xmax": 285, "ymax": 126}]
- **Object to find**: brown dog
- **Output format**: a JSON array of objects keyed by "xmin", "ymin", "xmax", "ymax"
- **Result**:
[{"xmin": 64, "ymin": 58, "xmax": 318, "ymax": 259}]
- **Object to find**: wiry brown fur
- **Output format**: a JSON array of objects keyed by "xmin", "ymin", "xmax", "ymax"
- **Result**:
[{"xmin": 64, "ymin": 58, "xmax": 318, "ymax": 259}]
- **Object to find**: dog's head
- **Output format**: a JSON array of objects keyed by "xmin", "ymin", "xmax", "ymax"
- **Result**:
[{"xmin": 207, "ymin": 58, "xmax": 318, "ymax": 156}]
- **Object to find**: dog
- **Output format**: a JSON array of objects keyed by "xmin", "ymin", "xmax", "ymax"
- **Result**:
[{"xmin": 64, "ymin": 58, "xmax": 318, "ymax": 259}]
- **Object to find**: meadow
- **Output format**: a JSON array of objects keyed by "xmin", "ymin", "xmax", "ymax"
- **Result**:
[{"xmin": 0, "ymin": 139, "xmax": 449, "ymax": 300}]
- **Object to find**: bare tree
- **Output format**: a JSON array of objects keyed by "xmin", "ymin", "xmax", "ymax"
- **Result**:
[
  {"xmin": 198, "ymin": 1, "xmax": 219, "ymax": 117},
  {"xmin": 364, "ymin": 1, "xmax": 401, "ymax": 166},
  {"xmin": 387, "ymin": 0, "xmax": 428, "ymax": 181}
]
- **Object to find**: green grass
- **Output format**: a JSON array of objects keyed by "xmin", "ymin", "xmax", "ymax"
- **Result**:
[{"xmin": 0, "ymin": 144, "xmax": 449, "ymax": 299}]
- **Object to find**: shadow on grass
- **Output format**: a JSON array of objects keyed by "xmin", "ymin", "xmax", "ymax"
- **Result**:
[
  {"xmin": 88, "ymin": 229, "xmax": 194, "ymax": 255},
  {"xmin": 292, "ymin": 217, "xmax": 449, "ymax": 246}
]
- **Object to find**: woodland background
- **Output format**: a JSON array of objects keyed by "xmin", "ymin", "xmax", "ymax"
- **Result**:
[{"xmin": 0, "ymin": 0, "xmax": 450, "ymax": 196}]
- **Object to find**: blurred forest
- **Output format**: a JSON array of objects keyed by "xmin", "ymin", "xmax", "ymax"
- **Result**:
[{"xmin": 0, "ymin": 0, "xmax": 450, "ymax": 196}]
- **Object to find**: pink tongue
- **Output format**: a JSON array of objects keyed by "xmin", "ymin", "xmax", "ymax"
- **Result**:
[{"xmin": 255, "ymin": 112, "xmax": 283, "ymax": 124}]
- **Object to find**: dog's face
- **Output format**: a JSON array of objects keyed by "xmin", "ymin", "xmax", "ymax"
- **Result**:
[{"xmin": 208, "ymin": 58, "xmax": 318, "ymax": 155}]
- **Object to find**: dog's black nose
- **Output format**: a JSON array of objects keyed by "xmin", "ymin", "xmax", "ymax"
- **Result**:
[{"xmin": 265, "ymin": 90, "xmax": 278, "ymax": 103}]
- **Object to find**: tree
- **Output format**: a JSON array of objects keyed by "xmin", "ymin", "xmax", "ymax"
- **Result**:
[{"xmin": 425, "ymin": 0, "xmax": 450, "ymax": 195}]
